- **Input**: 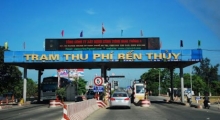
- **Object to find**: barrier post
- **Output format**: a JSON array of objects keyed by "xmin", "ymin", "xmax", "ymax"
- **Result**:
[
  {"xmin": 218, "ymin": 98, "xmax": 220, "ymax": 110},
  {"xmin": 63, "ymin": 104, "xmax": 70, "ymax": 120}
]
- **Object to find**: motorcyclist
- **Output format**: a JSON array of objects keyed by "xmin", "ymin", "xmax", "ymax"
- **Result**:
[
  {"xmin": 203, "ymin": 93, "xmax": 210, "ymax": 109},
  {"xmin": 186, "ymin": 92, "xmax": 192, "ymax": 104}
]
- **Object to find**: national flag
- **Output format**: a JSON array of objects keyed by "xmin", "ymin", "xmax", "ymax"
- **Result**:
[
  {"xmin": 61, "ymin": 30, "xmax": 64, "ymax": 37},
  {"xmin": 80, "ymin": 31, "xmax": 83, "ymax": 37},
  {"xmin": 121, "ymin": 30, "xmax": 123, "ymax": 36},
  {"xmin": 102, "ymin": 23, "xmax": 106, "ymax": 34},
  {"xmin": 141, "ymin": 30, "xmax": 143, "ymax": 36},
  {"xmin": 198, "ymin": 40, "xmax": 201, "ymax": 47},
  {"xmin": 180, "ymin": 40, "xmax": 183, "ymax": 47},
  {"xmin": 4, "ymin": 42, "xmax": 8, "ymax": 50},
  {"xmin": 23, "ymin": 42, "xmax": 25, "ymax": 49}
]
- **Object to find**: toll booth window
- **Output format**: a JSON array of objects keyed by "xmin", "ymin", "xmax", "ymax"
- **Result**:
[{"xmin": 136, "ymin": 86, "xmax": 145, "ymax": 93}]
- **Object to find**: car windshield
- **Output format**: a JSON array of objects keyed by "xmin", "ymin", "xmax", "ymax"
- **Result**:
[
  {"xmin": 136, "ymin": 85, "xmax": 145, "ymax": 93},
  {"xmin": 113, "ymin": 93, "xmax": 128, "ymax": 97},
  {"xmin": 42, "ymin": 84, "xmax": 57, "ymax": 91}
]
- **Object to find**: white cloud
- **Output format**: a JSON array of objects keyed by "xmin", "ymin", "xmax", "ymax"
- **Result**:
[
  {"xmin": 85, "ymin": 9, "xmax": 96, "ymax": 15},
  {"xmin": 178, "ymin": 0, "xmax": 220, "ymax": 39},
  {"xmin": 116, "ymin": 18, "xmax": 133, "ymax": 30}
]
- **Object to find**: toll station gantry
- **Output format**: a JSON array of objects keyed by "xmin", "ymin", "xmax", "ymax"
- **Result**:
[{"xmin": 3, "ymin": 37, "xmax": 203, "ymax": 103}]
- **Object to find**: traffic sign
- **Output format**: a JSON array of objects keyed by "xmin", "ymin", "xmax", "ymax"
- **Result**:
[
  {"xmin": 93, "ymin": 86, "xmax": 104, "ymax": 92},
  {"xmin": 94, "ymin": 77, "xmax": 103, "ymax": 86},
  {"xmin": 195, "ymin": 96, "xmax": 201, "ymax": 100}
]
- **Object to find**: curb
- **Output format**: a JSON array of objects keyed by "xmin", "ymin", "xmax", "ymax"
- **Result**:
[{"xmin": 169, "ymin": 101, "xmax": 204, "ymax": 109}]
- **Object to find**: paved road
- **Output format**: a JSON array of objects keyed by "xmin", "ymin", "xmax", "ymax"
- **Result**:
[
  {"xmin": 0, "ymin": 104, "xmax": 63, "ymax": 120},
  {"xmin": 85, "ymin": 96, "xmax": 220, "ymax": 120},
  {"xmin": 1, "ymin": 97, "xmax": 219, "ymax": 120}
]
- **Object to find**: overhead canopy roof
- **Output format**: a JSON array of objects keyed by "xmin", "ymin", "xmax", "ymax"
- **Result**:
[{"xmin": 5, "ymin": 61, "xmax": 199, "ymax": 70}]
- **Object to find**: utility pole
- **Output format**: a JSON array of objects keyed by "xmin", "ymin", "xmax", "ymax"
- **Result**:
[
  {"xmin": 190, "ymin": 66, "xmax": 192, "ymax": 95},
  {"xmin": 159, "ymin": 70, "xmax": 161, "ymax": 96}
]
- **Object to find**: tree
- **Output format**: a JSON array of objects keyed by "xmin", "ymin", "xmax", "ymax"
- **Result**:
[
  {"xmin": 140, "ymin": 68, "xmax": 179, "ymax": 95},
  {"xmin": 56, "ymin": 88, "xmax": 66, "ymax": 100},
  {"xmin": 193, "ymin": 57, "xmax": 219, "ymax": 84},
  {"xmin": 191, "ymin": 75, "xmax": 206, "ymax": 95},
  {"xmin": 26, "ymin": 78, "xmax": 38, "ymax": 98},
  {"xmin": 210, "ymin": 81, "xmax": 220, "ymax": 96},
  {"xmin": 193, "ymin": 57, "xmax": 219, "ymax": 95},
  {"xmin": 73, "ymin": 77, "xmax": 87, "ymax": 95},
  {"xmin": 0, "ymin": 46, "xmax": 23, "ymax": 98}
]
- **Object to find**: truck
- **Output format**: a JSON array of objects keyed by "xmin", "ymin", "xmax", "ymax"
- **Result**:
[{"xmin": 131, "ymin": 80, "xmax": 146, "ymax": 103}]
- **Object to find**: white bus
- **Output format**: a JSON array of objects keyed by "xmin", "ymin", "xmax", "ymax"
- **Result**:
[{"xmin": 40, "ymin": 76, "xmax": 71, "ymax": 101}]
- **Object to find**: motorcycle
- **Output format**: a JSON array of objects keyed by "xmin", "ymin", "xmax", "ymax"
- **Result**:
[{"xmin": 204, "ymin": 101, "xmax": 210, "ymax": 109}]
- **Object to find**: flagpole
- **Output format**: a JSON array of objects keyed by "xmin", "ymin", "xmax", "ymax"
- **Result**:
[
  {"xmin": 43, "ymin": 41, "xmax": 45, "ymax": 51},
  {"xmin": 23, "ymin": 42, "xmax": 25, "ymax": 51}
]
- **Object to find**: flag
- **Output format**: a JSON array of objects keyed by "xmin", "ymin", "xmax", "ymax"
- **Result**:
[
  {"xmin": 102, "ymin": 23, "xmax": 105, "ymax": 34},
  {"xmin": 180, "ymin": 40, "xmax": 183, "ymax": 47},
  {"xmin": 198, "ymin": 40, "xmax": 201, "ymax": 47},
  {"xmin": 61, "ymin": 30, "xmax": 64, "ymax": 37},
  {"xmin": 80, "ymin": 31, "xmax": 83, "ymax": 37},
  {"xmin": 4, "ymin": 42, "xmax": 8, "ymax": 50},
  {"xmin": 23, "ymin": 42, "xmax": 25, "ymax": 49},
  {"xmin": 140, "ymin": 30, "xmax": 143, "ymax": 36},
  {"xmin": 121, "ymin": 30, "xmax": 123, "ymax": 36}
]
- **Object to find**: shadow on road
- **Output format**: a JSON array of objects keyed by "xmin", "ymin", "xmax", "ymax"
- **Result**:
[{"xmin": 106, "ymin": 106, "xmax": 131, "ymax": 110}]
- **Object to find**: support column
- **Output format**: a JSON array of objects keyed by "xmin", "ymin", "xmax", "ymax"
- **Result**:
[
  {"xmin": 23, "ymin": 67, "xmax": 27, "ymax": 103},
  {"xmin": 37, "ymin": 70, "xmax": 43, "ymax": 102},
  {"xmin": 101, "ymin": 65, "xmax": 107, "ymax": 83},
  {"xmin": 170, "ymin": 68, "xmax": 174, "ymax": 101},
  {"xmin": 180, "ymin": 67, "xmax": 184, "ymax": 103}
]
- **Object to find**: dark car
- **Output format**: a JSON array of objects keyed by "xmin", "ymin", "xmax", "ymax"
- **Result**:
[{"xmin": 86, "ymin": 90, "xmax": 95, "ymax": 99}]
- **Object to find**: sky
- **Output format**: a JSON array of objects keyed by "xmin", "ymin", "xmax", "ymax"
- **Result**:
[{"xmin": 1, "ymin": 0, "xmax": 220, "ymax": 88}]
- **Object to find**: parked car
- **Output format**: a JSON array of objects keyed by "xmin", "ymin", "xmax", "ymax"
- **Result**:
[{"xmin": 109, "ymin": 91, "xmax": 131, "ymax": 109}]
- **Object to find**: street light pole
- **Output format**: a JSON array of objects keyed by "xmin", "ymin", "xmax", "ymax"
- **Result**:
[{"xmin": 190, "ymin": 67, "xmax": 192, "ymax": 95}]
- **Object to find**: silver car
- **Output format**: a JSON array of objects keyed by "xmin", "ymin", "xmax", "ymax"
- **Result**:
[{"xmin": 109, "ymin": 91, "xmax": 131, "ymax": 109}]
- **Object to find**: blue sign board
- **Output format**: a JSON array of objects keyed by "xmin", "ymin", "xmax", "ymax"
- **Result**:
[
  {"xmin": 93, "ymin": 86, "xmax": 104, "ymax": 92},
  {"xmin": 4, "ymin": 49, "xmax": 202, "ymax": 63}
]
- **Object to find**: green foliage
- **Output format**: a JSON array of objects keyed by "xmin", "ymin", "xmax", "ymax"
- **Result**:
[
  {"xmin": 193, "ymin": 57, "xmax": 219, "ymax": 84},
  {"xmin": 55, "ymin": 88, "xmax": 66, "ymax": 98},
  {"xmin": 73, "ymin": 77, "xmax": 87, "ymax": 95},
  {"xmin": 0, "ymin": 46, "xmax": 38, "ymax": 99},
  {"xmin": 0, "ymin": 46, "xmax": 23, "ymax": 98},
  {"xmin": 193, "ymin": 57, "xmax": 220, "ymax": 95},
  {"xmin": 26, "ymin": 78, "xmax": 38, "ymax": 98},
  {"xmin": 210, "ymin": 81, "xmax": 220, "ymax": 96},
  {"xmin": 140, "ymin": 57, "xmax": 220, "ymax": 96}
]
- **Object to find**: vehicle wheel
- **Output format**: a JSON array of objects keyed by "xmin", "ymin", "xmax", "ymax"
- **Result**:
[{"xmin": 127, "ymin": 106, "xmax": 131, "ymax": 109}]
